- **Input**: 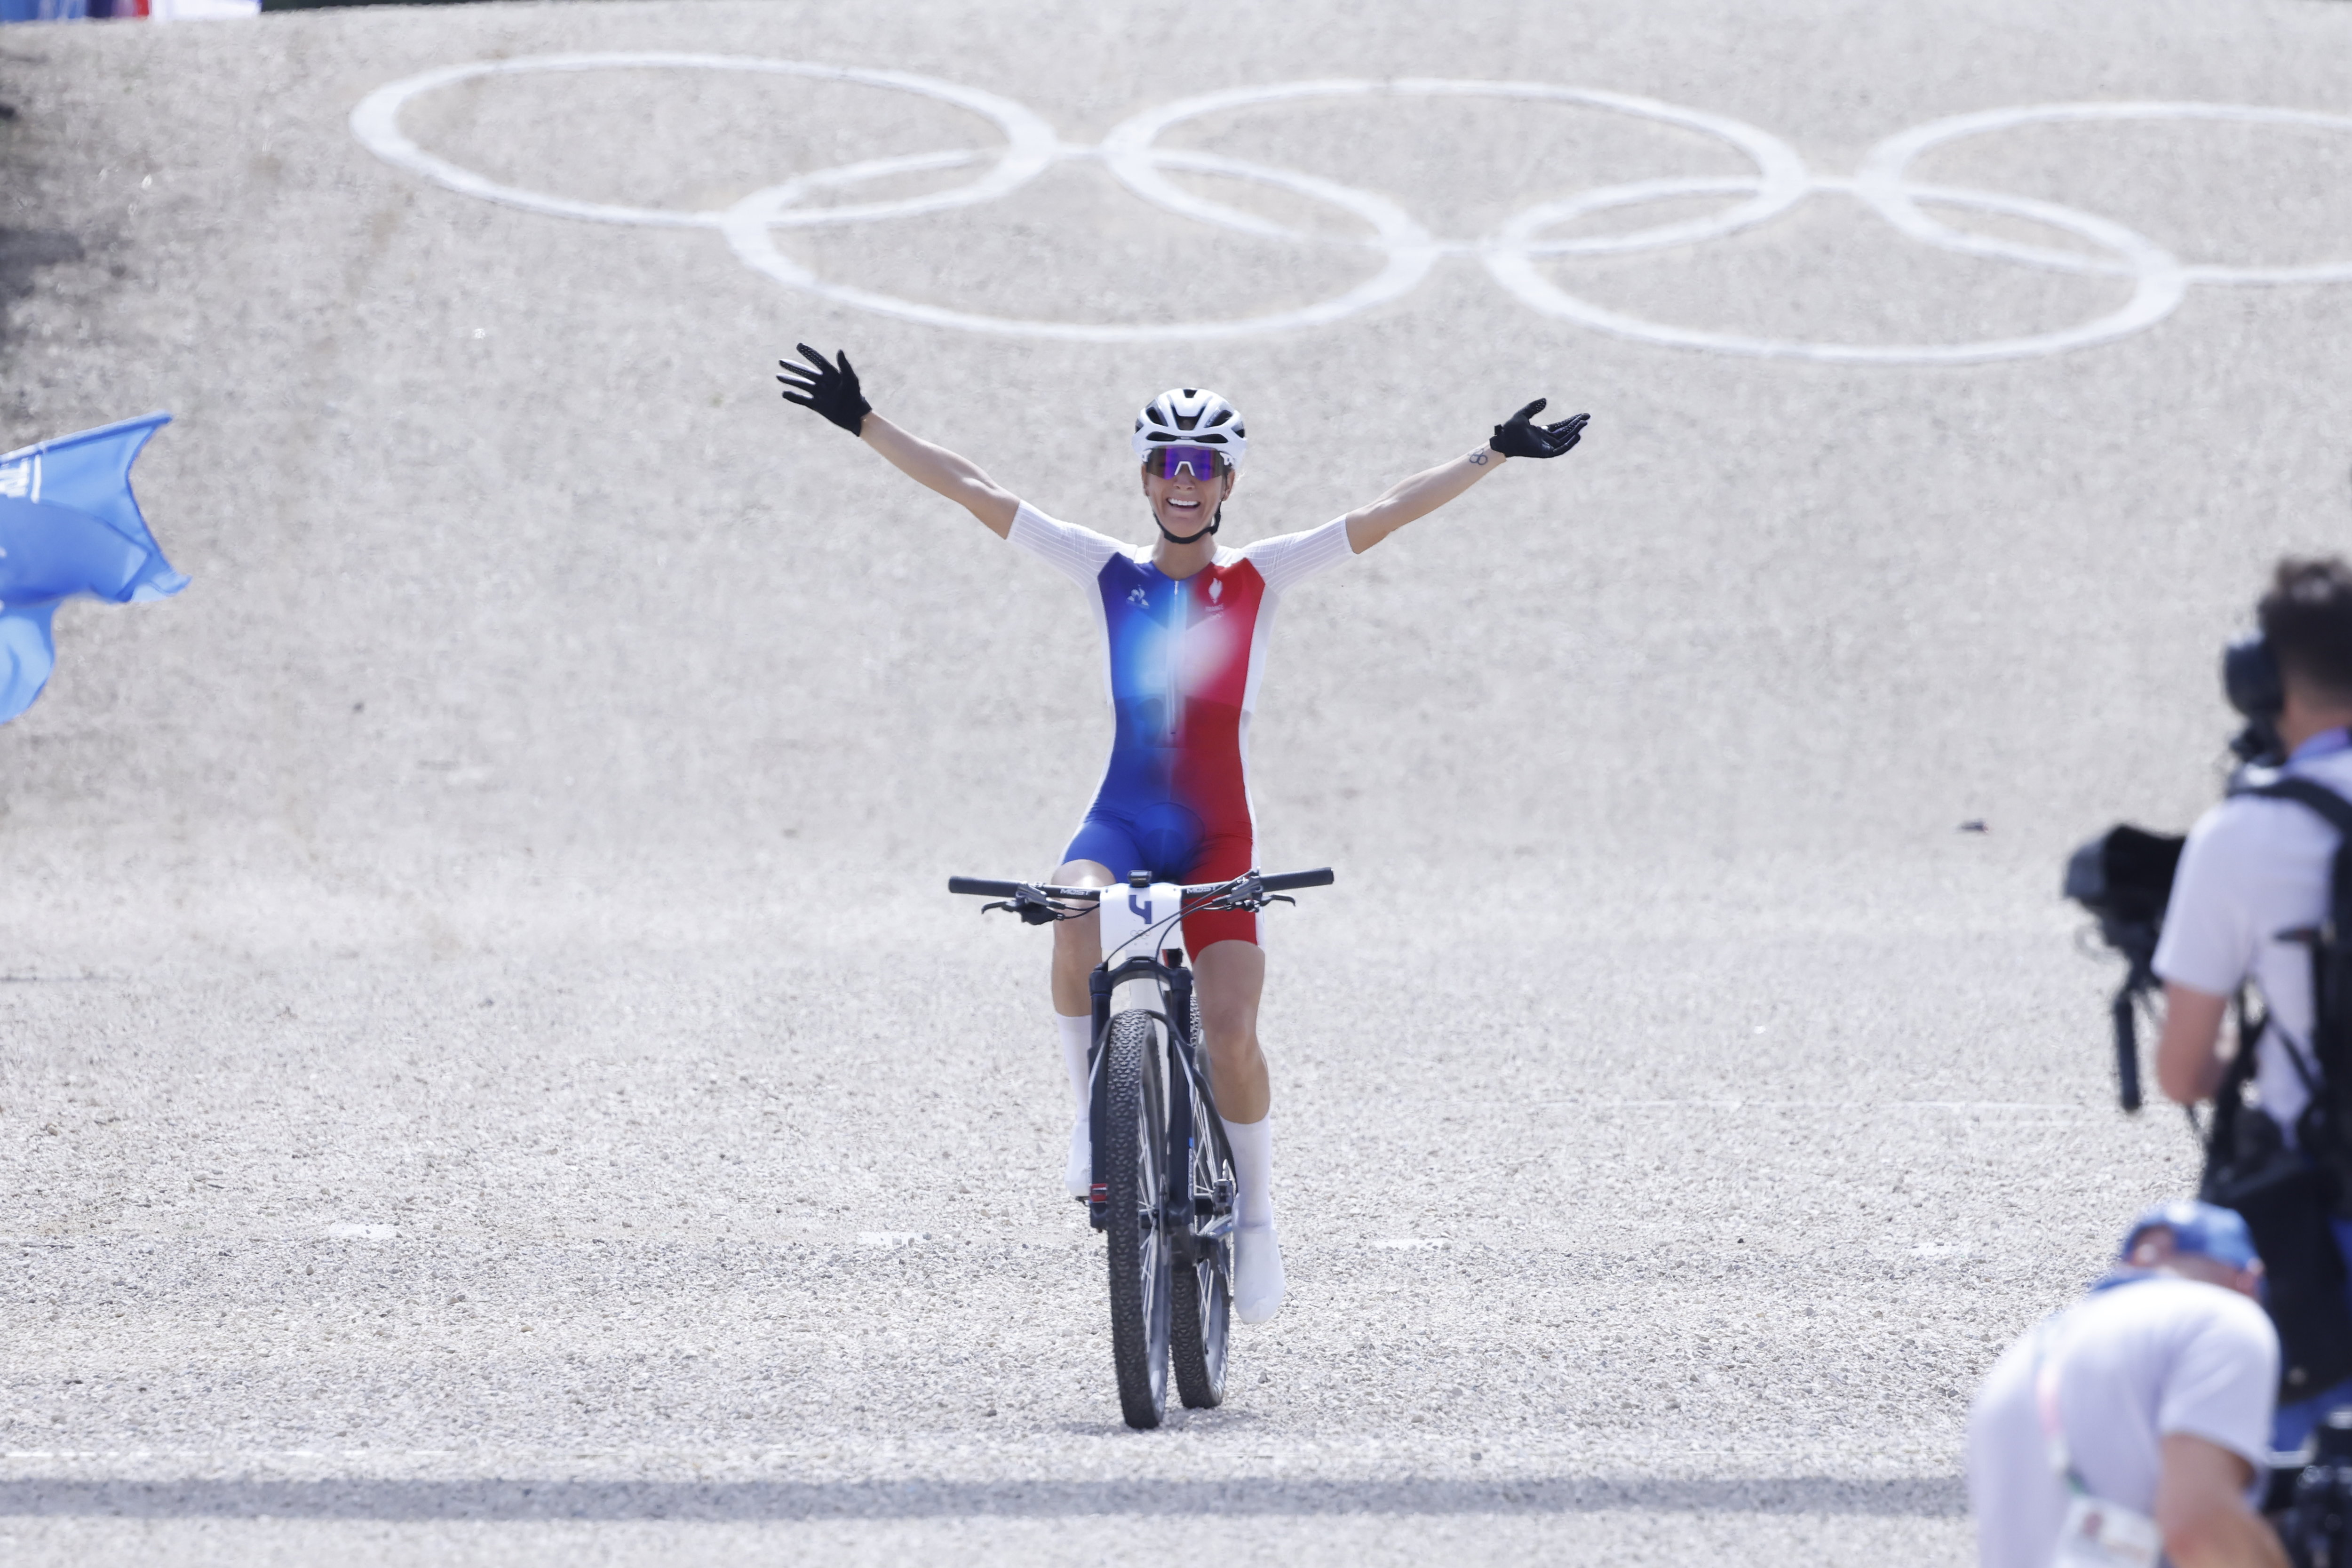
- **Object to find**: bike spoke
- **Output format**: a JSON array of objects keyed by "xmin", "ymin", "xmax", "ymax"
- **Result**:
[{"xmin": 1168, "ymin": 1047, "xmax": 1234, "ymax": 1410}]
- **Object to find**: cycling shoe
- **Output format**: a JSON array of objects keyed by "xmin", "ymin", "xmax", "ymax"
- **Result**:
[{"xmin": 1234, "ymin": 1221, "xmax": 1286, "ymax": 1323}]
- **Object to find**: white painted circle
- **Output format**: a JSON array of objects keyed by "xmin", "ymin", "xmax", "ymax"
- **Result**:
[
  {"xmin": 347, "ymin": 52, "xmax": 1060, "ymax": 231},
  {"xmin": 722, "ymin": 143, "xmax": 1440, "ymax": 343},
  {"xmin": 1095, "ymin": 78, "xmax": 1812, "ymax": 257},
  {"xmin": 1486, "ymin": 175, "xmax": 2187, "ymax": 365},
  {"xmin": 1859, "ymin": 102, "xmax": 2352, "ymax": 287}
]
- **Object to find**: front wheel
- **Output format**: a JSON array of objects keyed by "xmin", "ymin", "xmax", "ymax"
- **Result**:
[{"xmin": 1102, "ymin": 1008, "xmax": 1171, "ymax": 1429}]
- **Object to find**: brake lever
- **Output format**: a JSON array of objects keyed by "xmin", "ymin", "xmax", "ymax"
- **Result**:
[
  {"xmin": 1184, "ymin": 886, "xmax": 1291, "ymax": 915},
  {"xmin": 1201, "ymin": 875, "xmax": 1266, "ymax": 913},
  {"xmin": 1017, "ymin": 891, "xmax": 1066, "ymax": 925},
  {"xmin": 979, "ymin": 889, "xmax": 1076, "ymax": 925}
]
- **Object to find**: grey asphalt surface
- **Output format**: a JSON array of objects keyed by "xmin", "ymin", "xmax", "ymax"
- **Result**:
[{"xmin": 3, "ymin": 0, "xmax": 2352, "ymax": 1561}]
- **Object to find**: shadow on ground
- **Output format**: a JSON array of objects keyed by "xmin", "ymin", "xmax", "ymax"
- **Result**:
[{"xmin": 0, "ymin": 1474, "xmax": 1968, "ymax": 1521}]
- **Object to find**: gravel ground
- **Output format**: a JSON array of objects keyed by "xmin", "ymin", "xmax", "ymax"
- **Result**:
[{"xmin": 2, "ymin": 0, "xmax": 2350, "ymax": 1561}]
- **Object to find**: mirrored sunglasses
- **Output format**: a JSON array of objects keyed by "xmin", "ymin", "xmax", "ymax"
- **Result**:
[{"xmin": 1151, "ymin": 445, "xmax": 1225, "ymax": 481}]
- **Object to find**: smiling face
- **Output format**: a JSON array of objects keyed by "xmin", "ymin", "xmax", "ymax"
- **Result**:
[{"xmin": 1140, "ymin": 457, "xmax": 1237, "ymax": 538}]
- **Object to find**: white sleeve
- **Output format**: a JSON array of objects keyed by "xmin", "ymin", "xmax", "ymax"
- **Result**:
[
  {"xmin": 2154, "ymin": 804, "xmax": 2262, "ymax": 997},
  {"xmin": 2156, "ymin": 1292, "xmax": 2279, "ymax": 1472},
  {"xmin": 1235, "ymin": 516, "xmax": 1354, "ymax": 595},
  {"xmin": 1007, "ymin": 501, "xmax": 1126, "ymax": 586}
]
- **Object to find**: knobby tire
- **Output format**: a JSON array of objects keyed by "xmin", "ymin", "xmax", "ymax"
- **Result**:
[{"xmin": 1103, "ymin": 1008, "xmax": 1170, "ymax": 1429}]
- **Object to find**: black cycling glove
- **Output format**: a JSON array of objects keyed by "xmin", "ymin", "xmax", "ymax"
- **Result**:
[
  {"xmin": 1489, "ymin": 398, "xmax": 1589, "ymax": 459},
  {"xmin": 777, "ymin": 342, "xmax": 872, "ymax": 436}
]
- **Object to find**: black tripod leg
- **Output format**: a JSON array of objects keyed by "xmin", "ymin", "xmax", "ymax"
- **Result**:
[{"xmin": 2114, "ymin": 979, "xmax": 2144, "ymax": 1114}]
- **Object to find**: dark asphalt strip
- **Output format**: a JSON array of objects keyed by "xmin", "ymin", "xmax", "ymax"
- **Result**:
[{"xmin": 0, "ymin": 1474, "xmax": 1967, "ymax": 1520}]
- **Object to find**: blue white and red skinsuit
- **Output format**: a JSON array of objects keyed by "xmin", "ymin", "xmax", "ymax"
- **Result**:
[{"xmin": 1008, "ymin": 501, "xmax": 1354, "ymax": 952}]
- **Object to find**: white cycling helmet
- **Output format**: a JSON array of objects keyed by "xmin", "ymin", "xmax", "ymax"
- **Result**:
[{"xmin": 1131, "ymin": 388, "xmax": 1246, "ymax": 468}]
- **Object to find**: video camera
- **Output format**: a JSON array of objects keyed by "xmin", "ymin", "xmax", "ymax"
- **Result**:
[
  {"xmin": 2064, "ymin": 630, "xmax": 2285, "ymax": 1111},
  {"xmin": 2064, "ymin": 824, "xmax": 2184, "ymax": 1112},
  {"xmin": 2273, "ymin": 1409, "xmax": 2352, "ymax": 1568}
]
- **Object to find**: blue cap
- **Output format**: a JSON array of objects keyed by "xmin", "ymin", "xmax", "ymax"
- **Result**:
[{"xmin": 2122, "ymin": 1201, "xmax": 2261, "ymax": 1272}]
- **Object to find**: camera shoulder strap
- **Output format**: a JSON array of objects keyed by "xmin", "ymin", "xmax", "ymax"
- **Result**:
[
  {"xmin": 2218, "ymin": 987, "xmax": 2264, "ymax": 1102},
  {"xmin": 2235, "ymin": 775, "xmax": 2352, "ymax": 837},
  {"xmin": 2229, "ymin": 774, "xmax": 2352, "ymax": 1107}
]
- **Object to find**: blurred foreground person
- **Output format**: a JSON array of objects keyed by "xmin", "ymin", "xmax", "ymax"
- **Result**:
[{"xmin": 1969, "ymin": 1202, "xmax": 2283, "ymax": 1568}]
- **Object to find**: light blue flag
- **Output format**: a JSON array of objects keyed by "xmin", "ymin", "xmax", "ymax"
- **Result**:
[{"xmin": 0, "ymin": 413, "xmax": 186, "ymax": 722}]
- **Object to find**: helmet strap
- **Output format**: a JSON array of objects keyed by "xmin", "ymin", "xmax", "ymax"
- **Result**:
[
  {"xmin": 1153, "ymin": 495, "xmax": 1224, "ymax": 547},
  {"xmin": 1157, "ymin": 515, "xmax": 1217, "ymax": 546}
]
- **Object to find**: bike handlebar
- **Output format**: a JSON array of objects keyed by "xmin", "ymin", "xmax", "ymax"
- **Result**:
[
  {"xmin": 947, "ymin": 877, "xmax": 1027, "ymax": 898},
  {"xmin": 947, "ymin": 868, "xmax": 1335, "ymax": 899}
]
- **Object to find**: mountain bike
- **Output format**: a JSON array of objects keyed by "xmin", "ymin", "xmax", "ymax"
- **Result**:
[{"xmin": 947, "ymin": 865, "xmax": 1335, "ymax": 1429}]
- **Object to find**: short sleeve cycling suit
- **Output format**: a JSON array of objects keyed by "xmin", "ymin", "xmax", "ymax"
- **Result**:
[{"xmin": 1007, "ymin": 501, "xmax": 1353, "ymax": 951}]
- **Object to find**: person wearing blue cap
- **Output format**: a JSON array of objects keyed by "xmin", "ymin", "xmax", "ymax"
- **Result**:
[{"xmin": 1967, "ymin": 1202, "xmax": 2285, "ymax": 1568}]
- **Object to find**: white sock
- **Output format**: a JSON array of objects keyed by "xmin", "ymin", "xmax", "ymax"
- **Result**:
[
  {"xmin": 1221, "ymin": 1114, "xmax": 1274, "ymax": 1227},
  {"xmin": 1057, "ymin": 1013, "xmax": 1092, "ymax": 1117}
]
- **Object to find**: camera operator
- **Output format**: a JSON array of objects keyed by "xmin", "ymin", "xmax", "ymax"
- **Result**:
[
  {"xmin": 2155, "ymin": 557, "xmax": 2352, "ymax": 1444},
  {"xmin": 1969, "ymin": 1202, "xmax": 2284, "ymax": 1568}
]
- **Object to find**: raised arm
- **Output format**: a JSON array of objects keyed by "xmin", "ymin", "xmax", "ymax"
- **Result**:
[
  {"xmin": 858, "ymin": 414, "xmax": 1019, "ymax": 537},
  {"xmin": 779, "ymin": 345, "xmax": 1019, "ymax": 538},
  {"xmin": 1345, "ymin": 398, "xmax": 1588, "ymax": 553}
]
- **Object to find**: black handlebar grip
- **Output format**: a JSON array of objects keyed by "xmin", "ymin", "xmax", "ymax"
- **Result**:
[
  {"xmin": 1259, "ymin": 868, "xmax": 1336, "ymax": 892},
  {"xmin": 948, "ymin": 877, "xmax": 1023, "ymax": 898}
]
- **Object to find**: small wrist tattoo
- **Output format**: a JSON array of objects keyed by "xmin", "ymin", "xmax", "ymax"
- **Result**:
[{"xmin": 1468, "ymin": 448, "xmax": 1490, "ymax": 466}]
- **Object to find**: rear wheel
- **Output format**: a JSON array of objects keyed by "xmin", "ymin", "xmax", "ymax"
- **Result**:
[
  {"xmin": 1169, "ymin": 1063, "xmax": 1233, "ymax": 1409},
  {"xmin": 1102, "ymin": 1008, "xmax": 1170, "ymax": 1429}
]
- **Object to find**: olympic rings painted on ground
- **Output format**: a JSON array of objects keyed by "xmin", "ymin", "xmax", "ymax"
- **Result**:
[{"xmin": 348, "ymin": 55, "xmax": 2352, "ymax": 366}]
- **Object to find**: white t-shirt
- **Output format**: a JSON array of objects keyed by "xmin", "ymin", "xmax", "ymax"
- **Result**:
[
  {"xmin": 2153, "ymin": 738, "xmax": 2352, "ymax": 1132},
  {"xmin": 1968, "ymin": 1276, "xmax": 2278, "ymax": 1568}
]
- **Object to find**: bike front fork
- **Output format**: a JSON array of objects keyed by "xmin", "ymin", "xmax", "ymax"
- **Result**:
[{"xmin": 1086, "ymin": 953, "xmax": 1197, "ymax": 1233}]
